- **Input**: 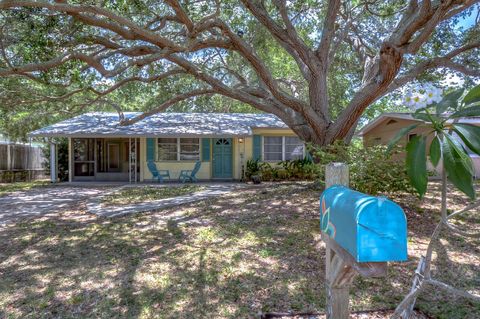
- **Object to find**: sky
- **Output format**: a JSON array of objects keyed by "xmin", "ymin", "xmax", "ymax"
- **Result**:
[{"xmin": 456, "ymin": 5, "xmax": 479, "ymax": 30}]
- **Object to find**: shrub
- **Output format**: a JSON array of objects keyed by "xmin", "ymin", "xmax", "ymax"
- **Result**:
[
  {"xmin": 245, "ymin": 157, "xmax": 320, "ymax": 182},
  {"xmin": 311, "ymin": 141, "xmax": 415, "ymax": 195},
  {"xmin": 245, "ymin": 158, "xmax": 261, "ymax": 180},
  {"xmin": 42, "ymin": 137, "xmax": 69, "ymax": 182}
]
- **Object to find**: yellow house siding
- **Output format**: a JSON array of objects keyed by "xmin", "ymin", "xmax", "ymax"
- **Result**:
[
  {"xmin": 251, "ymin": 128, "xmax": 302, "ymax": 163},
  {"xmin": 252, "ymin": 128, "xmax": 297, "ymax": 136},
  {"xmin": 244, "ymin": 136, "xmax": 253, "ymax": 160},
  {"xmin": 141, "ymin": 137, "xmax": 212, "ymax": 181},
  {"xmin": 140, "ymin": 129, "xmax": 299, "ymax": 181},
  {"xmin": 233, "ymin": 137, "xmax": 250, "ymax": 180}
]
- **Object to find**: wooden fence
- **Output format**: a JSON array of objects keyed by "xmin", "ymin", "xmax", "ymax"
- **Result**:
[{"xmin": 0, "ymin": 143, "xmax": 47, "ymax": 182}]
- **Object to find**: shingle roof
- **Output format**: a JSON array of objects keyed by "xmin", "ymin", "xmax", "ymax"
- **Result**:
[{"xmin": 29, "ymin": 112, "xmax": 288, "ymax": 138}]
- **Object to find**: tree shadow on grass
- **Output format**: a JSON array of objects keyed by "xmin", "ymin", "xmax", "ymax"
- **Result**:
[{"xmin": 0, "ymin": 182, "xmax": 478, "ymax": 318}]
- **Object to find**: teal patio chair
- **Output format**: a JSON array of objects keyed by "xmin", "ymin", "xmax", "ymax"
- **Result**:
[
  {"xmin": 147, "ymin": 161, "xmax": 171, "ymax": 183},
  {"xmin": 179, "ymin": 161, "xmax": 201, "ymax": 183}
]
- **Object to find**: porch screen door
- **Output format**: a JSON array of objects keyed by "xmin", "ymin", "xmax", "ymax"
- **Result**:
[{"xmin": 107, "ymin": 143, "xmax": 120, "ymax": 172}]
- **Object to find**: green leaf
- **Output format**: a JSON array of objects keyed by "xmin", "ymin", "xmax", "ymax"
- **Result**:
[
  {"xmin": 429, "ymin": 136, "xmax": 441, "ymax": 167},
  {"xmin": 412, "ymin": 111, "xmax": 442, "ymax": 124},
  {"xmin": 450, "ymin": 105, "xmax": 480, "ymax": 118},
  {"xmin": 453, "ymin": 123, "xmax": 480, "ymax": 156},
  {"xmin": 463, "ymin": 84, "xmax": 480, "ymax": 105},
  {"xmin": 436, "ymin": 88, "xmax": 464, "ymax": 114},
  {"xmin": 412, "ymin": 112, "xmax": 431, "ymax": 122},
  {"xmin": 386, "ymin": 123, "xmax": 419, "ymax": 153},
  {"xmin": 406, "ymin": 135, "xmax": 428, "ymax": 198},
  {"xmin": 442, "ymin": 134, "xmax": 475, "ymax": 199}
]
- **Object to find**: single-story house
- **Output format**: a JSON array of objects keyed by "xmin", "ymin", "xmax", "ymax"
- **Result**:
[
  {"xmin": 29, "ymin": 112, "xmax": 306, "ymax": 182},
  {"xmin": 358, "ymin": 112, "xmax": 480, "ymax": 177}
]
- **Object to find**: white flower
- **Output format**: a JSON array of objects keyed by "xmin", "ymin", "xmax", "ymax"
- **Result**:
[
  {"xmin": 424, "ymin": 86, "xmax": 443, "ymax": 104},
  {"xmin": 404, "ymin": 91, "xmax": 415, "ymax": 108},
  {"xmin": 404, "ymin": 83, "xmax": 443, "ymax": 110}
]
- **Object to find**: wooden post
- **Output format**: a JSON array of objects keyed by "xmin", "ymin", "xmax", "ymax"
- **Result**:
[
  {"xmin": 325, "ymin": 162, "xmax": 351, "ymax": 319},
  {"xmin": 68, "ymin": 138, "xmax": 73, "ymax": 183},
  {"xmin": 50, "ymin": 142, "xmax": 57, "ymax": 183},
  {"xmin": 6, "ymin": 143, "xmax": 11, "ymax": 171}
]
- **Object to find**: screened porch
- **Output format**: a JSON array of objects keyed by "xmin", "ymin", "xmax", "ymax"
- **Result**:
[{"xmin": 70, "ymin": 138, "xmax": 140, "ymax": 182}]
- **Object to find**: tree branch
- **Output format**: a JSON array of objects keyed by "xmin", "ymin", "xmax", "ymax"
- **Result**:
[
  {"xmin": 316, "ymin": 0, "xmax": 341, "ymax": 65},
  {"xmin": 387, "ymin": 41, "xmax": 480, "ymax": 93},
  {"xmin": 240, "ymin": 0, "xmax": 315, "ymax": 79},
  {"xmin": 119, "ymin": 89, "xmax": 215, "ymax": 125}
]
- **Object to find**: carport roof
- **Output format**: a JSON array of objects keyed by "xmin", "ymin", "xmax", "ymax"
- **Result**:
[{"xmin": 29, "ymin": 112, "xmax": 289, "ymax": 138}]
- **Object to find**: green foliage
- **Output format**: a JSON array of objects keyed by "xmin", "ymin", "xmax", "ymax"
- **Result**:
[
  {"xmin": 245, "ymin": 157, "xmax": 320, "ymax": 182},
  {"xmin": 245, "ymin": 158, "xmax": 261, "ymax": 180},
  {"xmin": 389, "ymin": 85, "xmax": 480, "ymax": 199},
  {"xmin": 442, "ymin": 134, "xmax": 475, "ymax": 199},
  {"xmin": 429, "ymin": 136, "xmax": 441, "ymax": 167},
  {"xmin": 41, "ymin": 138, "xmax": 69, "ymax": 182},
  {"xmin": 312, "ymin": 141, "xmax": 415, "ymax": 195},
  {"xmin": 462, "ymin": 83, "xmax": 480, "ymax": 105},
  {"xmin": 406, "ymin": 135, "xmax": 428, "ymax": 197},
  {"xmin": 2, "ymin": 0, "xmax": 476, "ymax": 141}
]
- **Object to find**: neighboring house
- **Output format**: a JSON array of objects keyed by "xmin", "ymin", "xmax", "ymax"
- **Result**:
[
  {"xmin": 358, "ymin": 113, "xmax": 480, "ymax": 177},
  {"xmin": 29, "ymin": 112, "xmax": 306, "ymax": 182}
]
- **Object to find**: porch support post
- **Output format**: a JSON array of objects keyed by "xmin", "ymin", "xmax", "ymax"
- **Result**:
[
  {"xmin": 135, "ymin": 138, "xmax": 138, "ymax": 184},
  {"xmin": 50, "ymin": 142, "xmax": 57, "ymax": 183},
  {"xmin": 129, "ymin": 137, "xmax": 132, "ymax": 184},
  {"xmin": 68, "ymin": 138, "xmax": 73, "ymax": 182},
  {"xmin": 6, "ymin": 143, "xmax": 11, "ymax": 170}
]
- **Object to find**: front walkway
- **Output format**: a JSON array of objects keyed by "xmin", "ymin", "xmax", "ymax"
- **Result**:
[
  {"xmin": 0, "ymin": 182, "xmax": 251, "ymax": 225},
  {"xmin": 86, "ymin": 183, "xmax": 248, "ymax": 218}
]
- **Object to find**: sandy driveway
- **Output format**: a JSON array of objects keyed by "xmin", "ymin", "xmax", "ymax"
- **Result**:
[{"xmin": 0, "ymin": 186, "xmax": 104, "ymax": 225}]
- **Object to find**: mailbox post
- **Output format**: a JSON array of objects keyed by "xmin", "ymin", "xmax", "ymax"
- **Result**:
[
  {"xmin": 322, "ymin": 163, "xmax": 407, "ymax": 319},
  {"xmin": 324, "ymin": 163, "xmax": 351, "ymax": 319}
]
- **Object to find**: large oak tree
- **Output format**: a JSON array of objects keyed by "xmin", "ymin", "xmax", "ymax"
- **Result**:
[{"xmin": 0, "ymin": 0, "xmax": 478, "ymax": 144}]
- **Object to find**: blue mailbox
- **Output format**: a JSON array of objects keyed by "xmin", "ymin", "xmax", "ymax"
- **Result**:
[{"xmin": 320, "ymin": 185, "xmax": 407, "ymax": 263}]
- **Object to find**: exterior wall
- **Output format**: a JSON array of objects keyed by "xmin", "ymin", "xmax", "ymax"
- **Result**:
[
  {"xmin": 233, "ymin": 136, "xmax": 252, "ymax": 180},
  {"xmin": 363, "ymin": 117, "xmax": 480, "ymax": 177},
  {"xmin": 67, "ymin": 128, "xmax": 299, "ymax": 182},
  {"xmin": 252, "ymin": 128, "xmax": 297, "ymax": 136},
  {"xmin": 251, "ymin": 127, "xmax": 302, "ymax": 164},
  {"xmin": 141, "ymin": 137, "xmax": 212, "ymax": 181},
  {"xmin": 363, "ymin": 118, "xmax": 431, "ymax": 149}
]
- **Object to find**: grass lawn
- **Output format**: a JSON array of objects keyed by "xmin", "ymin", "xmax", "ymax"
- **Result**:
[
  {"xmin": 0, "ymin": 180, "xmax": 50, "ymax": 197},
  {"xmin": 0, "ymin": 182, "xmax": 478, "ymax": 318},
  {"xmin": 101, "ymin": 185, "xmax": 204, "ymax": 206}
]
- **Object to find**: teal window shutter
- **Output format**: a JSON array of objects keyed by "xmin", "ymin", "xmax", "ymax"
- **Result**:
[
  {"xmin": 201, "ymin": 138, "xmax": 210, "ymax": 161},
  {"xmin": 146, "ymin": 138, "xmax": 155, "ymax": 161},
  {"xmin": 305, "ymin": 151, "xmax": 313, "ymax": 162},
  {"xmin": 253, "ymin": 135, "xmax": 262, "ymax": 160}
]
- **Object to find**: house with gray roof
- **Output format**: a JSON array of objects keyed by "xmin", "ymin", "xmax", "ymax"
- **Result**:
[
  {"xmin": 30, "ymin": 112, "xmax": 305, "ymax": 182},
  {"xmin": 358, "ymin": 112, "xmax": 480, "ymax": 177}
]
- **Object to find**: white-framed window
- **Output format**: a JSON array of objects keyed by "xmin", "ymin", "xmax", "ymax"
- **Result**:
[
  {"xmin": 285, "ymin": 136, "xmax": 304, "ymax": 160},
  {"xmin": 263, "ymin": 136, "xmax": 304, "ymax": 161},
  {"xmin": 157, "ymin": 138, "xmax": 200, "ymax": 161},
  {"xmin": 180, "ymin": 138, "xmax": 200, "ymax": 160}
]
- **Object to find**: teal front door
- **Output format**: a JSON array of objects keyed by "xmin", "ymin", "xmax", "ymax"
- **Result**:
[{"xmin": 212, "ymin": 138, "xmax": 233, "ymax": 178}]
